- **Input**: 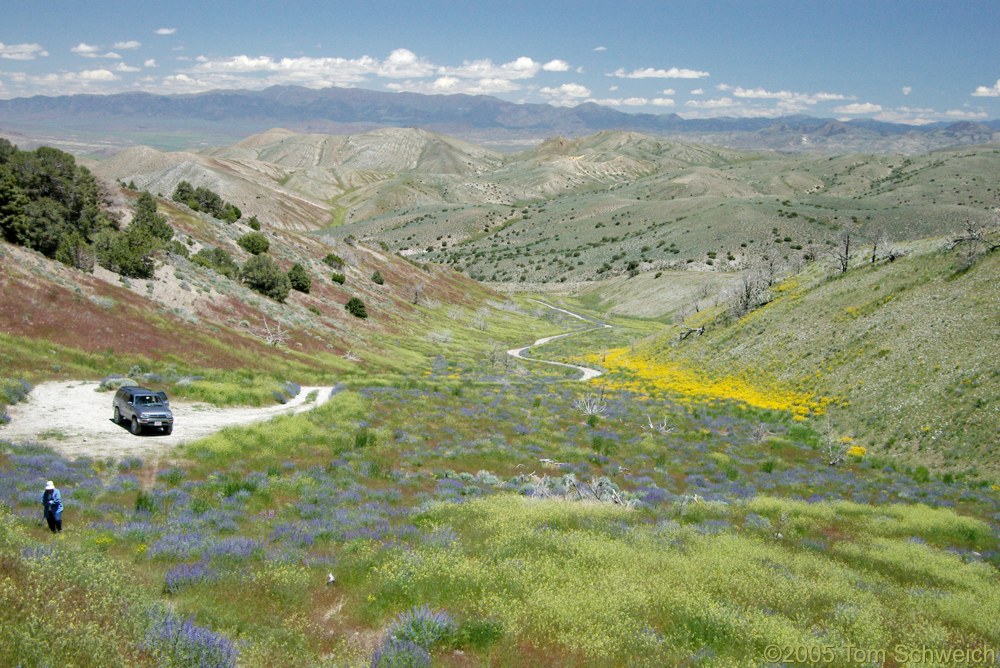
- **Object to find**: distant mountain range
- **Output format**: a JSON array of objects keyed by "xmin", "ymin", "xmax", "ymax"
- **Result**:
[{"xmin": 2, "ymin": 85, "xmax": 999, "ymax": 154}]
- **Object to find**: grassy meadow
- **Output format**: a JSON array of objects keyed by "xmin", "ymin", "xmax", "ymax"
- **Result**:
[{"xmin": 2, "ymin": 289, "xmax": 998, "ymax": 665}]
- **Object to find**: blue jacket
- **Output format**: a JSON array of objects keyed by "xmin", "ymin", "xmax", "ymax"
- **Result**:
[{"xmin": 41, "ymin": 488, "xmax": 63, "ymax": 520}]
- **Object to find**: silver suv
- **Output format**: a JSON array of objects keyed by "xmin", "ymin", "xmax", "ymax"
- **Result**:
[{"xmin": 113, "ymin": 386, "xmax": 173, "ymax": 435}]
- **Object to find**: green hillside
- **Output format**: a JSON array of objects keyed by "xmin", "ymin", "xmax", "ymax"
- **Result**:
[{"xmin": 625, "ymin": 235, "xmax": 1000, "ymax": 478}]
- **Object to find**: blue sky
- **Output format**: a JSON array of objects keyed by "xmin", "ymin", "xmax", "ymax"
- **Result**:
[{"xmin": 2, "ymin": 1, "xmax": 999, "ymax": 124}]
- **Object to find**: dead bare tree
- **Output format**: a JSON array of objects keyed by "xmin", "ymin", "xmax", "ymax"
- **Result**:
[
  {"xmin": 486, "ymin": 341, "xmax": 501, "ymax": 368},
  {"xmin": 678, "ymin": 326, "xmax": 705, "ymax": 341},
  {"xmin": 673, "ymin": 304, "xmax": 692, "ymax": 326},
  {"xmin": 829, "ymin": 230, "xmax": 853, "ymax": 274},
  {"xmin": 749, "ymin": 422, "xmax": 770, "ymax": 444},
  {"xmin": 259, "ymin": 317, "xmax": 289, "ymax": 347},
  {"xmin": 643, "ymin": 415, "xmax": 675, "ymax": 434},
  {"xmin": 574, "ymin": 389, "xmax": 607, "ymax": 416},
  {"xmin": 749, "ymin": 239, "xmax": 782, "ymax": 287},
  {"xmin": 729, "ymin": 269, "xmax": 769, "ymax": 318},
  {"xmin": 948, "ymin": 218, "xmax": 1000, "ymax": 268}
]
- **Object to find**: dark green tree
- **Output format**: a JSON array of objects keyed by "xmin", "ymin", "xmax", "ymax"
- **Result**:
[
  {"xmin": 371, "ymin": 270, "xmax": 385, "ymax": 285},
  {"xmin": 192, "ymin": 246, "xmax": 240, "ymax": 279},
  {"xmin": 241, "ymin": 254, "xmax": 291, "ymax": 302},
  {"xmin": 131, "ymin": 192, "xmax": 173, "ymax": 242},
  {"xmin": 237, "ymin": 231, "xmax": 269, "ymax": 255},
  {"xmin": 345, "ymin": 296, "xmax": 368, "ymax": 318},
  {"xmin": 287, "ymin": 263, "xmax": 311, "ymax": 293}
]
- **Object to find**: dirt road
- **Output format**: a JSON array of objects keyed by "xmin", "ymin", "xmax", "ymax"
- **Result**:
[
  {"xmin": 0, "ymin": 381, "xmax": 335, "ymax": 460},
  {"xmin": 507, "ymin": 300, "xmax": 611, "ymax": 381}
]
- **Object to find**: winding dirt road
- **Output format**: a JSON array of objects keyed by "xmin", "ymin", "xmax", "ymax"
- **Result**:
[
  {"xmin": 507, "ymin": 300, "xmax": 611, "ymax": 381},
  {"xmin": 0, "ymin": 381, "xmax": 335, "ymax": 460}
]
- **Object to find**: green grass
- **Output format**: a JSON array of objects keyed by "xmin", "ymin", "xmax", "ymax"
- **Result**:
[{"xmin": 370, "ymin": 495, "xmax": 999, "ymax": 666}]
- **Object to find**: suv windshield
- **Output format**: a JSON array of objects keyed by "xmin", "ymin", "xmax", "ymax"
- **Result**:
[{"xmin": 137, "ymin": 395, "xmax": 163, "ymax": 406}]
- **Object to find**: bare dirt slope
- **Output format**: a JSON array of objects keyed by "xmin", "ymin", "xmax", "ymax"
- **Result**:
[{"xmin": 0, "ymin": 381, "xmax": 335, "ymax": 460}]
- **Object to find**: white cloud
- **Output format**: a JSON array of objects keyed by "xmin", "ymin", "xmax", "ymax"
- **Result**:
[
  {"xmin": 114, "ymin": 40, "xmax": 141, "ymax": 50},
  {"xmin": 621, "ymin": 97, "xmax": 648, "ymax": 106},
  {"xmin": 609, "ymin": 85, "xmax": 619, "ymax": 92},
  {"xmin": 71, "ymin": 43, "xmax": 121, "ymax": 59},
  {"xmin": 155, "ymin": 28, "xmax": 176, "ymax": 36},
  {"xmin": 944, "ymin": 108, "xmax": 988, "ymax": 120},
  {"xmin": 651, "ymin": 98, "xmax": 675, "ymax": 107},
  {"xmin": 972, "ymin": 79, "xmax": 1000, "ymax": 97},
  {"xmin": 902, "ymin": 86, "xmax": 912, "ymax": 96},
  {"xmin": 10, "ymin": 68, "xmax": 121, "ymax": 96},
  {"xmin": 439, "ymin": 56, "xmax": 541, "ymax": 80},
  {"xmin": 690, "ymin": 88, "xmax": 704, "ymax": 95},
  {"xmin": 113, "ymin": 62, "xmax": 141, "ymax": 73},
  {"xmin": 79, "ymin": 69, "xmax": 118, "ymax": 81},
  {"xmin": 727, "ymin": 86, "xmax": 848, "ymax": 113},
  {"xmin": 594, "ymin": 46, "xmax": 607, "ymax": 52},
  {"xmin": 539, "ymin": 83, "xmax": 592, "ymax": 105},
  {"xmin": 834, "ymin": 102, "xmax": 883, "ymax": 114},
  {"xmin": 379, "ymin": 48, "xmax": 435, "ymax": 77},
  {"xmin": 144, "ymin": 59, "xmax": 157, "ymax": 68},
  {"xmin": 610, "ymin": 66, "xmax": 709, "ymax": 79},
  {"xmin": 542, "ymin": 59, "xmax": 570, "ymax": 72},
  {"xmin": 540, "ymin": 83, "xmax": 591, "ymax": 97},
  {"xmin": 387, "ymin": 76, "xmax": 521, "ymax": 95},
  {"xmin": 186, "ymin": 49, "xmax": 439, "ymax": 89},
  {"xmin": 870, "ymin": 110, "xmax": 934, "ymax": 125},
  {"xmin": 0, "ymin": 42, "xmax": 48, "ymax": 60},
  {"xmin": 661, "ymin": 88, "xmax": 675, "ymax": 96},
  {"xmin": 71, "ymin": 43, "xmax": 102, "ymax": 57},
  {"xmin": 685, "ymin": 97, "xmax": 735, "ymax": 109}
]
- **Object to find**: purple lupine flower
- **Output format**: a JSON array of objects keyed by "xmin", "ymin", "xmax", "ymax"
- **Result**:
[
  {"xmin": 164, "ymin": 560, "xmax": 218, "ymax": 594},
  {"xmin": 143, "ymin": 609, "xmax": 238, "ymax": 667}
]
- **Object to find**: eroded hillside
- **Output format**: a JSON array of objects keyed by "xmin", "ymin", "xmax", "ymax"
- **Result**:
[{"xmin": 92, "ymin": 129, "xmax": 1000, "ymax": 288}]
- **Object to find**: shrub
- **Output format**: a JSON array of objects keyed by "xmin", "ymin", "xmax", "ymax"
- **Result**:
[
  {"xmin": 192, "ymin": 247, "xmax": 240, "ymax": 280},
  {"xmin": 287, "ymin": 263, "xmax": 311, "ymax": 293},
  {"xmin": 172, "ymin": 180, "xmax": 241, "ymax": 224},
  {"xmin": 345, "ymin": 297, "xmax": 368, "ymax": 319},
  {"xmin": 371, "ymin": 270, "xmax": 385, "ymax": 285},
  {"xmin": 322, "ymin": 253, "xmax": 345, "ymax": 269},
  {"xmin": 241, "ymin": 254, "xmax": 291, "ymax": 302},
  {"xmin": 166, "ymin": 240, "xmax": 189, "ymax": 258},
  {"xmin": 237, "ymin": 231, "xmax": 269, "ymax": 255},
  {"xmin": 331, "ymin": 272, "xmax": 346, "ymax": 285},
  {"xmin": 246, "ymin": 215, "xmax": 261, "ymax": 231}
]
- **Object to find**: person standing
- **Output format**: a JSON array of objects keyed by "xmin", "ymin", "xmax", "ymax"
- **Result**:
[{"xmin": 41, "ymin": 481, "xmax": 62, "ymax": 533}]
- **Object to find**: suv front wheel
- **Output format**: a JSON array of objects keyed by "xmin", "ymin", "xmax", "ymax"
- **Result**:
[
  {"xmin": 130, "ymin": 416, "xmax": 142, "ymax": 435},
  {"xmin": 114, "ymin": 406, "xmax": 122, "ymax": 424}
]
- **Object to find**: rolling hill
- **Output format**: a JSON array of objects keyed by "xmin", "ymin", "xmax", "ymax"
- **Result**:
[{"xmin": 90, "ymin": 126, "xmax": 1000, "ymax": 290}]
